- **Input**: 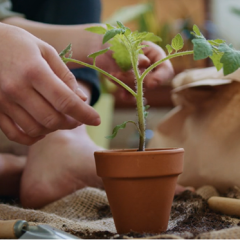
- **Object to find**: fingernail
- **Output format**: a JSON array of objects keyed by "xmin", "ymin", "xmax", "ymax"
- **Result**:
[{"xmin": 76, "ymin": 87, "xmax": 88, "ymax": 101}]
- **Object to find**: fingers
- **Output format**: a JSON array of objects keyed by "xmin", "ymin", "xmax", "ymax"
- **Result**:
[
  {"xmin": 0, "ymin": 113, "xmax": 44, "ymax": 145},
  {"xmin": 0, "ymin": 100, "xmax": 49, "ymax": 137},
  {"xmin": 29, "ymin": 58, "xmax": 100, "ymax": 126},
  {"xmin": 41, "ymin": 44, "xmax": 88, "ymax": 102},
  {"xmin": 141, "ymin": 41, "xmax": 175, "ymax": 88},
  {"xmin": 144, "ymin": 63, "xmax": 174, "ymax": 89},
  {"xmin": 138, "ymin": 54, "xmax": 150, "ymax": 69},
  {"xmin": 5, "ymin": 89, "xmax": 81, "ymax": 134},
  {"xmin": 0, "ymin": 25, "xmax": 98, "ymax": 144}
]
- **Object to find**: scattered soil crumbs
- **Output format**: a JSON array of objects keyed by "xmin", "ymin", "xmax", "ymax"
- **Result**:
[
  {"xmin": 65, "ymin": 190, "xmax": 236, "ymax": 239},
  {"xmin": 161, "ymin": 189, "xmax": 232, "ymax": 238},
  {"xmin": 165, "ymin": 191, "xmax": 232, "ymax": 238},
  {"xmin": 224, "ymin": 186, "xmax": 240, "ymax": 199}
]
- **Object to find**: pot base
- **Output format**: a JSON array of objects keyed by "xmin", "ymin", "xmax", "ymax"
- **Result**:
[{"xmin": 103, "ymin": 175, "xmax": 178, "ymax": 234}]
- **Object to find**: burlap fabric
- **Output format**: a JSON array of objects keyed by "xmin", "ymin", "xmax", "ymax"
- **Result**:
[{"xmin": 1, "ymin": 186, "xmax": 240, "ymax": 239}]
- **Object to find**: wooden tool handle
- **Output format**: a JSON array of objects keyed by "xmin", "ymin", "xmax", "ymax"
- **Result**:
[
  {"xmin": 208, "ymin": 196, "xmax": 240, "ymax": 217},
  {"xmin": 0, "ymin": 220, "xmax": 19, "ymax": 239},
  {"xmin": 0, "ymin": 220, "xmax": 28, "ymax": 239}
]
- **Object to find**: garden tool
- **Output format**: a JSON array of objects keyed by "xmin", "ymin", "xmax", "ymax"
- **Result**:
[
  {"xmin": 208, "ymin": 196, "xmax": 240, "ymax": 217},
  {"xmin": 0, "ymin": 220, "xmax": 79, "ymax": 239}
]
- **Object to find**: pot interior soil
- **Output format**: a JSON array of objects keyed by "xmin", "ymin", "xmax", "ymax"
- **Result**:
[{"xmin": 65, "ymin": 190, "xmax": 239, "ymax": 239}]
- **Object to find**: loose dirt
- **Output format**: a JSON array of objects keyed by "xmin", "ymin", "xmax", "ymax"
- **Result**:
[{"xmin": 65, "ymin": 190, "xmax": 239, "ymax": 239}]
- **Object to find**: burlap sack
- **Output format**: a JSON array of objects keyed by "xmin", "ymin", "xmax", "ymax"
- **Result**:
[
  {"xmin": 148, "ymin": 67, "xmax": 240, "ymax": 193},
  {"xmin": 0, "ymin": 186, "xmax": 240, "ymax": 239}
]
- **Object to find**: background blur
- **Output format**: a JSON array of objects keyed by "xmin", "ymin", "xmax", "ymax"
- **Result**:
[{"xmin": 88, "ymin": 0, "xmax": 240, "ymax": 149}]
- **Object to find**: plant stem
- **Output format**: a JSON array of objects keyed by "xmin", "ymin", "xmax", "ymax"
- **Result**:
[
  {"xmin": 136, "ymin": 50, "xmax": 194, "ymax": 151},
  {"xmin": 64, "ymin": 50, "xmax": 195, "ymax": 152},
  {"xmin": 129, "ymin": 41, "xmax": 145, "ymax": 151},
  {"xmin": 133, "ymin": 65, "xmax": 145, "ymax": 151},
  {"xmin": 136, "ymin": 78, "xmax": 145, "ymax": 151},
  {"xmin": 63, "ymin": 57, "xmax": 137, "ymax": 98},
  {"xmin": 141, "ymin": 50, "xmax": 194, "ymax": 81}
]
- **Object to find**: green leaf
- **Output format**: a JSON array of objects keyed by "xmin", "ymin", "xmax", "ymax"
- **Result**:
[
  {"xmin": 87, "ymin": 48, "xmax": 109, "ymax": 59},
  {"xmin": 125, "ymin": 27, "xmax": 131, "ymax": 35},
  {"xmin": 106, "ymin": 23, "xmax": 115, "ymax": 30},
  {"xmin": 59, "ymin": 43, "xmax": 72, "ymax": 58},
  {"xmin": 59, "ymin": 44, "xmax": 73, "ymax": 63},
  {"xmin": 218, "ymin": 43, "xmax": 240, "ymax": 75},
  {"xmin": 85, "ymin": 26, "xmax": 106, "ymax": 34},
  {"xmin": 208, "ymin": 39, "xmax": 225, "ymax": 46},
  {"xmin": 103, "ymin": 29, "xmax": 124, "ymax": 44},
  {"xmin": 171, "ymin": 33, "xmax": 184, "ymax": 51},
  {"xmin": 210, "ymin": 52, "xmax": 224, "ymax": 71},
  {"xmin": 166, "ymin": 44, "xmax": 173, "ymax": 54},
  {"xmin": 116, "ymin": 21, "xmax": 126, "ymax": 29},
  {"xmin": 192, "ymin": 38, "xmax": 213, "ymax": 60},
  {"xmin": 193, "ymin": 25, "xmax": 201, "ymax": 36},
  {"xmin": 140, "ymin": 32, "xmax": 162, "ymax": 43},
  {"xmin": 106, "ymin": 121, "xmax": 136, "ymax": 139},
  {"xmin": 106, "ymin": 23, "xmax": 161, "ymax": 71},
  {"xmin": 111, "ymin": 31, "xmax": 161, "ymax": 71},
  {"xmin": 207, "ymin": 39, "xmax": 226, "ymax": 71},
  {"xmin": 110, "ymin": 37, "xmax": 132, "ymax": 71}
]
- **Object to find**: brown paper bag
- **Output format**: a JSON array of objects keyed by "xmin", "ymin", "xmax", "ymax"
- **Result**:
[{"xmin": 148, "ymin": 67, "xmax": 240, "ymax": 192}]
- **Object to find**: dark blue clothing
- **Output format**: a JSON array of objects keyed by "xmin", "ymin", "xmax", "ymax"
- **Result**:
[{"xmin": 12, "ymin": 0, "xmax": 102, "ymax": 106}]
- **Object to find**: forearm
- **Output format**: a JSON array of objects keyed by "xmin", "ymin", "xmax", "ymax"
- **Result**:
[{"xmin": 2, "ymin": 17, "xmax": 103, "ymax": 65}]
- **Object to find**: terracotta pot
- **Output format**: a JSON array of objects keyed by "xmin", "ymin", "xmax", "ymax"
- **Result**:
[{"xmin": 94, "ymin": 148, "xmax": 184, "ymax": 234}]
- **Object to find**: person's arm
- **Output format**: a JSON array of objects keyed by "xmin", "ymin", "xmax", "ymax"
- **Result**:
[
  {"xmin": 2, "ymin": 17, "xmax": 103, "ymax": 67},
  {"xmin": 0, "ymin": 23, "xmax": 100, "ymax": 145},
  {"xmin": 3, "ymin": 17, "xmax": 174, "ymax": 87}
]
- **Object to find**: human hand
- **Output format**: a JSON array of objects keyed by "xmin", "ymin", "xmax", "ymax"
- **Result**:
[
  {"xmin": 0, "ymin": 24, "xmax": 100, "ymax": 145},
  {"xmin": 96, "ymin": 41, "xmax": 174, "ymax": 97}
]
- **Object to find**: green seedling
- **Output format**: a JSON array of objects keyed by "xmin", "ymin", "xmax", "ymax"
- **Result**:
[{"xmin": 60, "ymin": 21, "xmax": 240, "ymax": 151}]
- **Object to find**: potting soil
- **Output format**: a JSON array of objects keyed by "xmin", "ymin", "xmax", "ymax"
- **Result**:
[{"xmin": 1, "ymin": 186, "xmax": 240, "ymax": 239}]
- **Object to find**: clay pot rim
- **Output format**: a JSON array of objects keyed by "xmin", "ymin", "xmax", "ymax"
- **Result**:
[
  {"xmin": 95, "ymin": 148, "xmax": 184, "ymax": 155},
  {"xmin": 95, "ymin": 147, "xmax": 184, "ymax": 181}
]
